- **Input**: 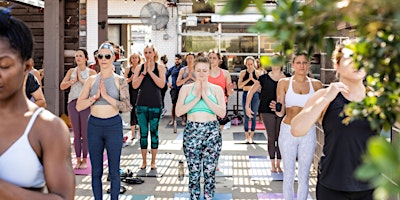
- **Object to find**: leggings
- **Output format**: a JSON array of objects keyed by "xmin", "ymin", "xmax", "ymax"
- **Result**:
[
  {"xmin": 316, "ymin": 182, "xmax": 374, "ymax": 200},
  {"xmin": 279, "ymin": 122, "xmax": 316, "ymax": 200},
  {"xmin": 67, "ymin": 99, "xmax": 90, "ymax": 158},
  {"xmin": 242, "ymin": 91, "xmax": 259, "ymax": 131},
  {"xmin": 87, "ymin": 115, "xmax": 123, "ymax": 200},
  {"xmin": 260, "ymin": 113, "xmax": 283, "ymax": 159},
  {"xmin": 183, "ymin": 120, "xmax": 222, "ymax": 200},
  {"xmin": 136, "ymin": 105, "xmax": 162, "ymax": 149}
]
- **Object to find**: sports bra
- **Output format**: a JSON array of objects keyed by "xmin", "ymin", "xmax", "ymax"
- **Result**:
[
  {"xmin": 285, "ymin": 76, "xmax": 315, "ymax": 108},
  {"xmin": 89, "ymin": 74, "xmax": 120, "ymax": 105},
  {"xmin": 0, "ymin": 108, "xmax": 45, "ymax": 188},
  {"xmin": 184, "ymin": 84, "xmax": 218, "ymax": 114}
]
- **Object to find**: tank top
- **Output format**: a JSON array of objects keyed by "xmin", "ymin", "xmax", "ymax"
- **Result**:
[
  {"xmin": 243, "ymin": 70, "xmax": 258, "ymax": 87},
  {"xmin": 208, "ymin": 68, "xmax": 227, "ymax": 102},
  {"xmin": 136, "ymin": 63, "xmax": 162, "ymax": 107},
  {"xmin": 89, "ymin": 74, "xmax": 120, "ymax": 105},
  {"xmin": 68, "ymin": 67, "xmax": 90, "ymax": 103},
  {"xmin": 285, "ymin": 76, "xmax": 314, "ymax": 108},
  {"xmin": 0, "ymin": 108, "xmax": 45, "ymax": 188},
  {"xmin": 320, "ymin": 92, "xmax": 376, "ymax": 191},
  {"xmin": 182, "ymin": 67, "xmax": 196, "ymax": 85},
  {"xmin": 258, "ymin": 72, "xmax": 291, "ymax": 113},
  {"xmin": 184, "ymin": 84, "xmax": 217, "ymax": 114}
]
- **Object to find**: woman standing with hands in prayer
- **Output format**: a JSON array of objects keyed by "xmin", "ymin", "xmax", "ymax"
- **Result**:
[
  {"xmin": 131, "ymin": 44, "xmax": 166, "ymax": 171},
  {"xmin": 238, "ymin": 56, "xmax": 260, "ymax": 143},
  {"xmin": 176, "ymin": 56, "xmax": 226, "ymax": 200},
  {"xmin": 60, "ymin": 48, "xmax": 97, "ymax": 169},
  {"xmin": 76, "ymin": 42, "xmax": 131, "ymax": 200}
]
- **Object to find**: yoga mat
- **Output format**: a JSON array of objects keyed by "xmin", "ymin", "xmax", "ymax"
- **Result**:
[
  {"xmin": 130, "ymin": 153, "xmax": 175, "ymax": 177},
  {"xmin": 233, "ymin": 132, "xmax": 267, "ymax": 144},
  {"xmin": 248, "ymin": 121, "xmax": 266, "ymax": 130},
  {"xmin": 174, "ymin": 193, "xmax": 232, "ymax": 200},
  {"xmin": 72, "ymin": 153, "xmax": 108, "ymax": 175},
  {"xmin": 249, "ymin": 156, "xmax": 283, "ymax": 181},
  {"xmin": 72, "ymin": 157, "xmax": 91, "ymax": 175},
  {"xmin": 103, "ymin": 194, "xmax": 154, "ymax": 200},
  {"xmin": 257, "ymin": 193, "xmax": 312, "ymax": 200}
]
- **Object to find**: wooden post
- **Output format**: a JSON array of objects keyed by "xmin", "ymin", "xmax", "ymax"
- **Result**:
[
  {"xmin": 98, "ymin": 0, "xmax": 108, "ymax": 44},
  {"xmin": 43, "ymin": 0, "xmax": 64, "ymax": 115}
]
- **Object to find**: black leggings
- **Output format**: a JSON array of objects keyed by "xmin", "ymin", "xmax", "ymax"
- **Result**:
[
  {"xmin": 260, "ymin": 113, "xmax": 282, "ymax": 159},
  {"xmin": 316, "ymin": 182, "xmax": 374, "ymax": 200}
]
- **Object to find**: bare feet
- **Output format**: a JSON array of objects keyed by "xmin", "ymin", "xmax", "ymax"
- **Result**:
[
  {"xmin": 168, "ymin": 121, "xmax": 174, "ymax": 126},
  {"xmin": 75, "ymin": 159, "xmax": 81, "ymax": 169},
  {"xmin": 277, "ymin": 167, "xmax": 283, "ymax": 173},
  {"xmin": 150, "ymin": 164, "xmax": 157, "ymax": 170},
  {"xmin": 249, "ymin": 138, "xmax": 254, "ymax": 144},
  {"xmin": 270, "ymin": 167, "xmax": 278, "ymax": 173},
  {"xmin": 79, "ymin": 161, "xmax": 87, "ymax": 169}
]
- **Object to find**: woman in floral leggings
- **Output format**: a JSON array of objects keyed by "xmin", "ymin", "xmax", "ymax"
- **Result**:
[{"xmin": 176, "ymin": 56, "xmax": 227, "ymax": 200}]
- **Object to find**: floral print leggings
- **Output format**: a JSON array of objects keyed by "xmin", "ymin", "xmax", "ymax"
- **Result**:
[{"xmin": 183, "ymin": 120, "xmax": 222, "ymax": 200}]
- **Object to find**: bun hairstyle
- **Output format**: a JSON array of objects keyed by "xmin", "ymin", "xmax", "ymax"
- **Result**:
[
  {"xmin": 0, "ymin": 6, "xmax": 34, "ymax": 62},
  {"xmin": 160, "ymin": 54, "xmax": 168, "ymax": 65}
]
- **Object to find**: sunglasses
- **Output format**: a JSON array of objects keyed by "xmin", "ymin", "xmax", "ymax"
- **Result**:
[{"xmin": 97, "ymin": 54, "xmax": 112, "ymax": 60}]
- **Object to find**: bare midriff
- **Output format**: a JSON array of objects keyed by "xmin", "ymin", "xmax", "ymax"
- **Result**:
[
  {"xmin": 282, "ymin": 106, "xmax": 304, "ymax": 125},
  {"xmin": 91, "ymin": 105, "xmax": 119, "ymax": 118},
  {"xmin": 187, "ymin": 112, "xmax": 217, "ymax": 123}
]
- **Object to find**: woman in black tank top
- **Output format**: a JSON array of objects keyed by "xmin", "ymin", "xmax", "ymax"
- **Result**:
[
  {"xmin": 124, "ymin": 52, "xmax": 142, "ymax": 139},
  {"xmin": 132, "ymin": 44, "xmax": 166, "ymax": 170},
  {"xmin": 291, "ymin": 43, "xmax": 376, "ymax": 200}
]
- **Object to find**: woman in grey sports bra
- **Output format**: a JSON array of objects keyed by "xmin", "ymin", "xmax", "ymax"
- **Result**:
[
  {"xmin": 76, "ymin": 42, "xmax": 131, "ymax": 200},
  {"xmin": 176, "ymin": 52, "xmax": 196, "ymax": 86},
  {"xmin": 0, "ymin": 7, "xmax": 75, "ymax": 199},
  {"xmin": 271, "ymin": 52, "xmax": 323, "ymax": 200}
]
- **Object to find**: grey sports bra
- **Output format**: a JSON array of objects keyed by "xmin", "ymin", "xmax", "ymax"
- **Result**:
[{"xmin": 89, "ymin": 74, "xmax": 120, "ymax": 105}]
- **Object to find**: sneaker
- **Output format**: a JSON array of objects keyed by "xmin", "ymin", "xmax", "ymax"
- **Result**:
[
  {"xmin": 161, "ymin": 108, "xmax": 167, "ymax": 118},
  {"xmin": 122, "ymin": 121, "xmax": 130, "ymax": 130}
]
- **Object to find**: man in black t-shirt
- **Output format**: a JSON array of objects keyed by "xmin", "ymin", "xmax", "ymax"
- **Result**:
[{"xmin": 26, "ymin": 73, "xmax": 46, "ymax": 107}]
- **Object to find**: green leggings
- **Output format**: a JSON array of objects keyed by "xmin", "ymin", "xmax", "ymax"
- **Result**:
[{"xmin": 136, "ymin": 106, "xmax": 162, "ymax": 149}]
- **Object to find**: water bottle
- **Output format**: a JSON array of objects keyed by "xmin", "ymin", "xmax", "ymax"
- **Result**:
[{"xmin": 178, "ymin": 160, "xmax": 184, "ymax": 181}]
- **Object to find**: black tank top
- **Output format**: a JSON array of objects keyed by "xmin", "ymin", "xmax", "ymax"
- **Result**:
[
  {"xmin": 320, "ymin": 92, "xmax": 376, "ymax": 191},
  {"xmin": 243, "ymin": 70, "xmax": 258, "ymax": 86},
  {"xmin": 258, "ymin": 72, "xmax": 290, "ymax": 113},
  {"xmin": 136, "ymin": 63, "xmax": 162, "ymax": 107}
]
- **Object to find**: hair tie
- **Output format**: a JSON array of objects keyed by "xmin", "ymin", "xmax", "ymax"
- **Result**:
[{"xmin": 0, "ymin": 6, "xmax": 13, "ymax": 29}]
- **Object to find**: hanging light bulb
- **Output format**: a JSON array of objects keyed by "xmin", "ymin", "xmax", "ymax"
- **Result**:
[{"xmin": 125, "ymin": 0, "xmax": 127, "ymax": 3}]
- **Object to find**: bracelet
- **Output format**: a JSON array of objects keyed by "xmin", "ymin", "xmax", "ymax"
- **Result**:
[{"xmin": 92, "ymin": 95, "xmax": 99, "ymax": 102}]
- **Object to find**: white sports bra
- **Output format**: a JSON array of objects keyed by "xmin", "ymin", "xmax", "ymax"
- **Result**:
[
  {"xmin": 0, "ymin": 108, "xmax": 45, "ymax": 188},
  {"xmin": 285, "ymin": 77, "xmax": 315, "ymax": 108}
]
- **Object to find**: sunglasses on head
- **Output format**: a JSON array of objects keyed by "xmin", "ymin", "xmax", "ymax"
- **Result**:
[{"xmin": 97, "ymin": 54, "xmax": 112, "ymax": 60}]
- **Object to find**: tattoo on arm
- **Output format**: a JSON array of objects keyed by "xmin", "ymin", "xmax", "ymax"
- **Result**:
[{"xmin": 117, "ymin": 78, "xmax": 132, "ymax": 112}]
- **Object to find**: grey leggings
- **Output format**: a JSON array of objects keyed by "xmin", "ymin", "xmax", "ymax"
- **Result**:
[
  {"xmin": 260, "ymin": 113, "xmax": 283, "ymax": 159},
  {"xmin": 279, "ymin": 122, "xmax": 316, "ymax": 200}
]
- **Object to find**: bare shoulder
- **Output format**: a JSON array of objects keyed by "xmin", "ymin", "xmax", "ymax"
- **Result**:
[
  {"xmin": 223, "ymin": 69, "xmax": 231, "ymax": 76},
  {"xmin": 210, "ymin": 83, "xmax": 224, "ymax": 93},
  {"xmin": 89, "ymin": 68, "xmax": 97, "ymax": 75},
  {"xmin": 278, "ymin": 77, "xmax": 290, "ymax": 85},
  {"xmin": 158, "ymin": 63, "xmax": 166, "ymax": 71},
  {"xmin": 311, "ymin": 78, "xmax": 323, "ymax": 90},
  {"xmin": 34, "ymin": 109, "xmax": 70, "ymax": 142}
]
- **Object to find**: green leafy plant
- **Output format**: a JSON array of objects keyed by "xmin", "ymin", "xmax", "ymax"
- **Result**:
[{"xmin": 220, "ymin": 0, "xmax": 400, "ymax": 197}]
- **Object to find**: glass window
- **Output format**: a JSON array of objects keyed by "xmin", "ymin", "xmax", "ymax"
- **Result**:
[
  {"xmin": 221, "ymin": 36, "xmax": 258, "ymax": 53},
  {"xmin": 181, "ymin": 36, "xmax": 218, "ymax": 53},
  {"xmin": 260, "ymin": 35, "xmax": 277, "ymax": 53}
]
